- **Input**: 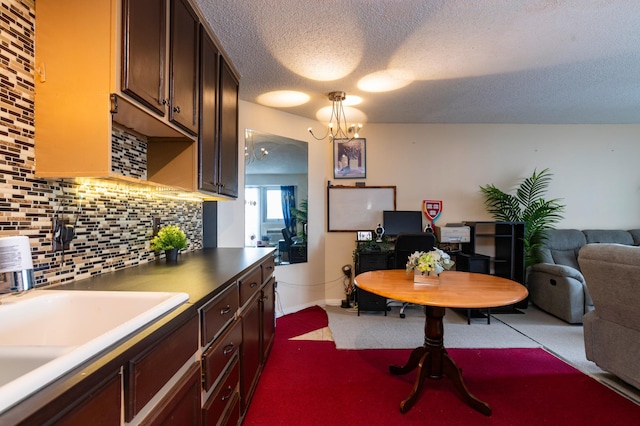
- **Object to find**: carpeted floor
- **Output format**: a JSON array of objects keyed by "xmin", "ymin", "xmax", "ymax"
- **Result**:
[
  {"xmin": 325, "ymin": 303, "xmax": 538, "ymax": 349},
  {"xmin": 326, "ymin": 302, "xmax": 640, "ymax": 405},
  {"xmin": 244, "ymin": 306, "xmax": 640, "ymax": 425}
]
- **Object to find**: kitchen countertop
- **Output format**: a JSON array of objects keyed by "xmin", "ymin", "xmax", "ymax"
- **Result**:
[
  {"xmin": 51, "ymin": 247, "xmax": 274, "ymax": 307},
  {"xmin": 1, "ymin": 247, "xmax": 274, "ymax": 424}
]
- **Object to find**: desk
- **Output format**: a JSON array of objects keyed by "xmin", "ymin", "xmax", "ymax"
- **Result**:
[{"xmin": 354, "ymin": 269, "xmax": 528, "ymax": 415}]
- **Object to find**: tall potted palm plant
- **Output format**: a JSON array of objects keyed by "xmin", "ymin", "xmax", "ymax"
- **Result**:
[
  {"xmin": 479, "ymin": 168, "xmax": 565, "ymax": 267},
  {"xmin": 291, "ymin": 199, "xmax": 308, "ymax": 242}
]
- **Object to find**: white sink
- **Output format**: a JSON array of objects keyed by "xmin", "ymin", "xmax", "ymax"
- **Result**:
[{"xmin": 0, "ymin": 290, "xmax": 189, "ymax": 413}]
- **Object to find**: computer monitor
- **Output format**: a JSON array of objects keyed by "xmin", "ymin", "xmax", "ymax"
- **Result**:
[{"xmin": 382, "ymin": 210, "xmax": 423, "ymax": 237}]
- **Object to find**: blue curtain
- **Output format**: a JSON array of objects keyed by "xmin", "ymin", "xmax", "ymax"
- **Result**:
[{"xmin": 281, "ymin": 186, "xmax": 296, "ymax": 235}]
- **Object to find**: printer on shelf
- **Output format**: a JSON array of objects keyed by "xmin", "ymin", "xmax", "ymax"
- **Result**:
[{"xmin": 438, "ymin": 224, "xmax": 471, "ymax": 243}]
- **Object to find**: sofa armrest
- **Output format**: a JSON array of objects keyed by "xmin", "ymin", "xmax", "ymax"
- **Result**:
[{"xmin": 529, "ymin": 263, "xmax": 585, "ymax": 283}]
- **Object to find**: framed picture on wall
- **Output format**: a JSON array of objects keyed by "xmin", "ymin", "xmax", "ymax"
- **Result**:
[{"xmin": 333, "ymin": 138, "xmax": 366, "ymax": 179}]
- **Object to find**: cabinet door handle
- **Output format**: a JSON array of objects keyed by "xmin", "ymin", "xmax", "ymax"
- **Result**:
[
  {"xmin": 220, "ymin": 305, "xmax": 231, "ymax": 316},
  {"xmin": 161, "ymin": 98, "xmax": 168, "ymax": 105},
  {"xmin": 250, "ymin": 282, "xmax": 258, "ymax": 288},
  {"xmin": 221, "ymin": 386, "xmax": 234, "ymax": 401},
  {"xmin": 223, "ymin": 343, "xmax": 235, "ymax": 356},
  {"xmin": 173, "ymin": 105, "xmax": 181, "ymax": 113},
  {"xmin": 110, "ymin": 94, "xmax": 118, "ymax": 114}
]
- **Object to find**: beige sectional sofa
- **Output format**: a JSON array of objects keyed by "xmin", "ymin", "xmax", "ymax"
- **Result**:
[{"xmin": 578, "ymin": 244, "xmax": 640, "ymax": 390}]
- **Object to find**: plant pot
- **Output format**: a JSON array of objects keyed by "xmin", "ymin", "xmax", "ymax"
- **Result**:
[
  {"xmin": 414, "ymin": 270, "xmax": 439, "ymax": 285},
  {"xmin": 165, "ymin": 248, "xmax": 179, "ymax": 263}
]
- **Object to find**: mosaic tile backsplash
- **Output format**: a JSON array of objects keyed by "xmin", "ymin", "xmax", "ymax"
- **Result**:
[{"xmin": 0, "ymin": 0, "xmax": 204, "ymax": 287}]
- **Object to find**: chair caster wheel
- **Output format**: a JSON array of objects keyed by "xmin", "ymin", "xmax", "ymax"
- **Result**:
[{"xmin": 400, "ymin": 313, "xmax": 405, "ymax": 318}]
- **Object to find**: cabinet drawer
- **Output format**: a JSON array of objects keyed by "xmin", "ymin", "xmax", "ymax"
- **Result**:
[
  {"xmin": 219, "ymin": 392, "xmax": 240, "ymax": 426},
  {"xmin": 202, "ymin": 357, "xmax": 240, "ymax": 426},
  {"xmin": 125, "ymin": 314, "xmax": 199, "ymax": 421},
  {"xmin": 357, "ymin": 252, "xmax": 389, "ymax": 273},
  {"xmin": 202, "ymin": 318, "xmax": 242, "ymax": 392},
  {"xmin": 238, "ymin": 267, "xmax": 261, "ymax": 307},
  {"xmin": 261, "ymin": 256, "xmax": 275, "ymax": 282},
  {"xmin": 201, "ymin": 283, "xmax": 239, "ymax": 346}
]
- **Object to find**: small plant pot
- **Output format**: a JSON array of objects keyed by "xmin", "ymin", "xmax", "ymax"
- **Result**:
[
  {"xmin": 414, "ymin": 270, "xmax": 439, "ymax": 285},
  {"xmin": 165, "ymin": 248, "xmax": 179, "ymax": 263}
]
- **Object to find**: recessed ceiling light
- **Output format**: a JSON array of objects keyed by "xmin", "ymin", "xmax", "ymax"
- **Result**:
[
  {"xmin": 358, "ymin": 69, "xmax": 414, "ymax": 92},
  {"xmin": 256, "ymin": 91, "xmax": 310, "ymax": 107},
  {"xmin": 343, "ymin": 95, "xmax": 362, "ymax": 106},
  {"xmin": 315, "ymin": 105, "xmax": 367, "ymax": 124}
]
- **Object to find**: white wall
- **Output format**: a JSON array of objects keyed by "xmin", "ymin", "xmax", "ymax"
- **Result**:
[
  {"xmin": 220, "ymin": 103, "xmax": 640, "ymax": 314},
  {"xmin": 218, "ymin": 101, "xmax": 328, "ymax": 315}
]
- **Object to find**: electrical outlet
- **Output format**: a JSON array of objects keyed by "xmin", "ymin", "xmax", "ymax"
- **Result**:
[
  {"xmin": 52, "ymin": 218, "xmax": 74, "ymax": 252},
  {"xmin": 153, "ymin": 217, "xmax": 161, "ymax": 236}
]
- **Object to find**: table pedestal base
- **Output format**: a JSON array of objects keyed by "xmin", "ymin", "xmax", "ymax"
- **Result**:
[{"xmin": 389, "ymin": 306, "xmax": 492, "ymax": 415}]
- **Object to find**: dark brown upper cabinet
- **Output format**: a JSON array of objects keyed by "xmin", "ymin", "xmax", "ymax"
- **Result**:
[
  {"xmin": 121, "ymin": 0, "xmax": 166, "ymax": 115},
  {"xmin": 36, "ymin": 0, "xmax": 237, "ymax": 195},
  {"xmin": 169, "ymin": 0, "xmax": 200, "ymax": 135},
  {"xmin": 122, "ymin": 0, "xmax": 199, "ymax": 135},
  {"xmin": 217, "ymin": 56, "xmax": 240, "ymax": 199},
  {"xmin": 198, "ymin": 27, "xmax": 219, "ymax": 194}
]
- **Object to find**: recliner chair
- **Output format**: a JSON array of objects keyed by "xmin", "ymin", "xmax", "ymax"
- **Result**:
[{"xmin": 391, "ymin": 232, "xmax": 436, "ymax": 318}]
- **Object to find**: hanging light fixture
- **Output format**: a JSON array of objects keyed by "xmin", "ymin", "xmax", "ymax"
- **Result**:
[
  {"xmin": 308, "ymin": 91, "xmax": 362, "ymax": 142},
  {"xmin": 244, "ymin": 129, "xmax": 269, "ymax": 164}
]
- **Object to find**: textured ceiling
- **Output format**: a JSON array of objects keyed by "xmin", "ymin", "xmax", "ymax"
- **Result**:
[
  {"xmin": 245, "ymin": 131, "xmax": 308, "ymax": 175},
  {"xmin": 194, "ymin": 0, "xmax": 640, "ymax": 124}
]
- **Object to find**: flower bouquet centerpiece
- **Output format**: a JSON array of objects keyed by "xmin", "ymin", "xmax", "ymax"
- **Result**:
[{"xmin": 406, "ymin": 249, "xmax": 454, "ymax": 284}]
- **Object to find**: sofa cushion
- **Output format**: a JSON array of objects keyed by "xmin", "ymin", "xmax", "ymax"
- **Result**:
[
  {"xmin": 550, "ymin": 250, "xmax": 581, "ymax": 270},
  {"xmin": 583, "ymin": 229, "xmax": 634, "ymax": 245},
  {"xmin": 539, "ymin": 229, "xmax": 586, "ymax": 269},
  {"xmin": 627, "ymin": 229, "xmax": 640, "ymax": 246}
]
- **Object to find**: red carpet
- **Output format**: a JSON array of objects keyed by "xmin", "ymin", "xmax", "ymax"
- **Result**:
[{"xmin": 244, "ymin": 306, "xmax": 640, "ymax": 425}]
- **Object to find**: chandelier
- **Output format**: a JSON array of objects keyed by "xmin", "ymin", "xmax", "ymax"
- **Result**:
[
  {"xmin": 307, "ymin": 91, "xmax": 362, "ymax": 142},
  {"xmin": 244, "ymin": 129, "xmax": 268, "ymax": 164}
]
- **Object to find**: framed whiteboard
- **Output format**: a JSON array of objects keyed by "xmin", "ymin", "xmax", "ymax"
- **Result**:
[{"xmin": 327, "ymin": 186, "xmax": 396, "ymax": 232}]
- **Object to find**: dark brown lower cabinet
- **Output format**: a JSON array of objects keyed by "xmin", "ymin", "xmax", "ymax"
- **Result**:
[
  {"xmin": 53, "ymin": 370, "xmax": 121, "ymax": 426},
  {"xmin": 202, "ymin": 356, "xmax": 240, "ymax": 425},
  {"xmin": 125, "ymin": 314, "xmax": 199, "ymax": 420},
  {"xmin": 262, "ymin": 278, "xmax": 276, "ymax": 361},
  {"xmin": 240, "ymin": 292, "xmax": 262, "ymax": 414},
  {"xmin": 5, "ymin": 255, "xmax": 275, "ymax": 425},
  {"xmin": 240, "ymin": 276, "xmax": 276, "ymax": 415},
  {"xmin": 140, "ymin": 363, "xmax": 202, "ymax": 426}
]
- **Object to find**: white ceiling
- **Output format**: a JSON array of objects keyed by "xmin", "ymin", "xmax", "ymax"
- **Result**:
[{"xmin": 194, "ymin": 0, "xmax": 640, "ymax": 125}]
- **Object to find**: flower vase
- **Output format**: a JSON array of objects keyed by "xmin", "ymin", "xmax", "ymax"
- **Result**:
[
  {"xmin": 414, "ymin": 270, "xmax": 440, "ymax": 285},
  {"xmin": 165, "ymin": 248, "xmax": 179, "ymax": 263}
]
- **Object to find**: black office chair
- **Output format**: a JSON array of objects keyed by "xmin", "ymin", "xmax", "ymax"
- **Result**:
[
  {"xmin": 281, "ymin": 228, "xmax": 307, "ymax": 264},
  {"xmin": 281, "ymin": 228, "xmax": 293, "ymax": 263},
  {"xmin": 391, "ymin": 232, "xmax": 437, "ymax": 318}
]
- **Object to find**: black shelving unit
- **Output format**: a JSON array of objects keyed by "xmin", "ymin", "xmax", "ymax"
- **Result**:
[{"xmin": 461, "ymin": 221, "xmax": 527, "ymax": 309}]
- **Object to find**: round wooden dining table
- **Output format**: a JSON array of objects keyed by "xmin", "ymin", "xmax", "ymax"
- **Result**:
[{"xmin": 354, "ymin": 269, "xmax": 528, "ymax": 415}]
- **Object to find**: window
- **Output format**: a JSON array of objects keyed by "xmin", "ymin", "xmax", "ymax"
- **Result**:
[
  {"xmin": 245, "ymin": 187, "xmax": 260, "ymax": 246},
  {"xmin": 264, "ymin": 187, "xmax": 284, "ymax": 221}
]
